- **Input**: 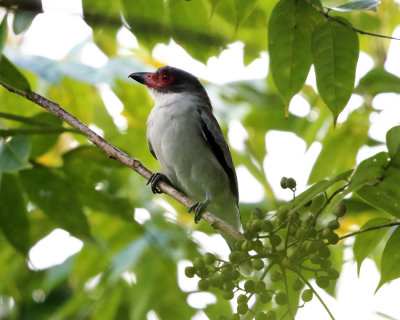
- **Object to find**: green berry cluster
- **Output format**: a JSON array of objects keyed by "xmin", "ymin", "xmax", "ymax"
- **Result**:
[{"xmin": 186, "ymin": 178, "xmax": 347, "ymax": 319}]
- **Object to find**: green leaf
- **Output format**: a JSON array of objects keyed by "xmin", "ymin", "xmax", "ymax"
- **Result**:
[
  {"xmin": 354, "ymin": 217, "xmax": 391, "ymax": 275},
  {"xmin": 23, "ymin": 112, "xmax": 63, "ymax": 158},
  {"xmin": 0, "ymin": 15, "xmax": 7, "ymax": 53},
  {"xmin": 386, "ymin": 126, "xmax": 400, "ymax": 167},
  {"xmin": 0, "ymin": 135, "xmax": 31, "ymax": 172},
  {"xmin": 12, "ymin": 0, "xmax": 42, "ymax": 34},
  {"xmin": 0, "ymin": 173, "xmax": 30, "ymax": 255},
  {"xmin": 19, "ymin": 167, "xmax": 92, "ymax": 240},
  {"xmin": 109, "ymin": 236, "xmax": 149, "ymax": 283},
  {"xmin": 232, "ymin": 0, "xmax": 258, "ymax": 28},
  {"xmin": 268, "ymin": 0, "xmax": 323, "ymax": 109},
  {"xmin": 356, "ymin": 68, "xmax": 400, "ymax": 97},
  {"xmin": 311, "ymin": 17, "xmax": 359, "ymax": 123},
  {"xmin": 350, "ymin": 152, "xmax": 389, "ymax": 187},
  {"xmin": 168, "ymin": 0, "xmax": 220, "ymax": 61},
  {"xmin": 377, "ymin": 227, "xmax": 400, "ymax": 292},
  {"xmin": 0, "ymin": 54, "xmax": 31, "ymax": 93},
  {"xmin": 308, "ymin": 111, "xmax": 369, "ymax": 183},
  {"xmin": 331, "ymin": 0, "xmax": 381, "ymax": 12},
  {"xmin": 356, "ymin": 166, "xmax": 400, "ymax": 218},
  {"xmin": 13, "ymin": 10, "xmax": 37, "ymax": 34}
]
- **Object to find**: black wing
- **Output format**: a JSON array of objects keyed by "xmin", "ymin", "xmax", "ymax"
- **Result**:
[
  {"xmin": 148, "ymin": 139, "xmax": 157, "ymax": 159},
  {"xmin": 198, "ymin": 107, "xmax": 239, "ymax": 205}
]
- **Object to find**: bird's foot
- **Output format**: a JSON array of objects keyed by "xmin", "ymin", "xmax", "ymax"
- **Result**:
[
  {"xmin": 146, "ymin": 173, "xmax": 170, "ymax": 194},
  {"xmin": 189, "ymin": 199, "xmax": 210, "ymax": 224}
]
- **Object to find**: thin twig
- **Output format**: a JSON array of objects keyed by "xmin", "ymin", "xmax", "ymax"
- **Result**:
[
  {"xmin": 306, "ymin": 0, "xmax": 400, "ymax": 41},
  {"xmin": 339, "ymin": 221, "xmax": 400, "ymax": 241},
  {"xmin": 0, "ymin": 83, "xmax": 245, "ymax": 241}
]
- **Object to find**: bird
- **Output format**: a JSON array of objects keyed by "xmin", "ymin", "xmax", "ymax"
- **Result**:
[{"xmin": 129, "ymin": 66, "xmax": 242, "ymax": 249}]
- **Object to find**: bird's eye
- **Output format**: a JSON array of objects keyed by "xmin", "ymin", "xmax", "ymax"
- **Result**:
[{"xmin": 162, "ymin": 74, "xmax": 168, "ymax": 81}]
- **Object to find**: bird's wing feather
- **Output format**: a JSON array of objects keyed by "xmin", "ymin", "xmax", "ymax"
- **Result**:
[
  {"xmin": 148, "ymin": 139, "xmax": 157, "ymax": 159},
  {"xmin": 198, "ymin": 107, "xmax": 239, "ymax": 205}
]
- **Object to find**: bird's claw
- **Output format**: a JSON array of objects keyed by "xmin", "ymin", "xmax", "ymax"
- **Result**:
[
  {"xmin": 189, "ymin": 199, "xmax": 210, "ymax": 224},
  {"xmin": 147, "ymin": 173, "xmax": 168, "ymax": 194}
]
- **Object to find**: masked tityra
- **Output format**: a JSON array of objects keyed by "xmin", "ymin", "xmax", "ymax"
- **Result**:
[{"xmin": 129, "ymin": 66, "xmax": 242, "ymax": 248}]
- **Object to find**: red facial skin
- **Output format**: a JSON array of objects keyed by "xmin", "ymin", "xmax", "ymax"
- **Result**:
[{"xmin": 145, "ymin": 71, "xmax": 174, "ymax": 88}]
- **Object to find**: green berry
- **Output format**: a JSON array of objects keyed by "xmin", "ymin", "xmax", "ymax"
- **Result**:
[
  {"xmin": 253, "ymin": 239, "xmax": 264, "ymax": 252},
  {"xmin": 198, "ymin": 279, "xmax": 210, "ymax": 291},
  {"xmin": 280, "ymin": 177, "xmax": 288, "ymax": 189},
  {"xmin": 270, "ymin": 270, "xmax": 282, "ymax": 282},
  {"xmin": 292, "ymin": 278, "xmax": 304, "ymax": 291},
  {"xmin": 262, "ymin": 220, "xmax": 273, "ymax": 232},
  {"xmin": 193, "ymin": 257, "xmax": 205, "ymax": 269},
  {"xmin": 251, "ymin": 208, "xmax": 265, "ymax": 220},
  {"xmin": 301, "ymin": 289, "xmax": 313, "ymax": 302},
  {"xmin": 237, "ymin": 302, "xmax": 248, "ymax": 314},
  {"xmin": 310, "ymin": 253, "xmax": 322, "ymax": 264},
  {"xmin": 277, "ymin": 207, "xmax": 288, "ymax": 221},
  {"xmin": 318, "ymin": 246, "xmax": 331, "ymax": 259},
  {"xmin": 316, "ymin": 276, "xmax": 330, "ymax": 288},
  {"xmin": 252, "ymin": 258, "xmax": 264, "ymax": 270},
  {"xmin": 326, "ymin": 268, "xmax": 340, "ymax": 280},
  {"xmin": 333, "ymin": 202, "xmax": 347, "ymax": 217},
  {"xmin": 223, "ymin": 281, "xmax": 235, "ymax": 292},
  {"xmin": 229, "ymin": 251, "xmax": 242, "ymax": 264},
  {"xmin": 221, "ymin": 268, "xmax": 233, "ymax": 281},
  {"xmin": 244, "ymin": 280, "xmax": 255, "ymax": 292},
  {"xmin": 266, "ymin": 311, "xmax": 276, "ymax": 320},
  {"xmin": 327, "ymin": 231, "xmax": 339, "ymax": 244},
  {"xmin": 185, "ymin": 266, "xmax": 196, "ymax": 278},
  {"xmin": 204, "ymin": 253, "xmax": 216, "ymax": 264},
  {"xmin": 255, "ymin": 280, "xmax": 266, "ymax": 293},
  {"xmin": 270, "ymin": 234, "xmax": 281, "ymax": 247},
  {"xmin": 286, "ymin": 177, "xmax": 297, "ymax": 189},
  {"xmin": 241, "ymin": 240, "xmax": 253, "ymax": 252},
  {"xmin": 237, "ymin": 294, "xmax": 247, "ymax": 304},
  {"xmin": 232, "ymin": 269, "xmax": 241, "ymax": 280},
  {"xmin": 328, "ymin": 219, "xmax": 340, "ymax": 230},
  {"xmin": 320, "ymin": 259, "xmax": 332, "ymax": 269},
  {"xmin": 223, "ymin": 290, "xmax": 234, "ymax": 300},
  {"xmin": 210, "ymin": 274, "xmax": 222, "ymax": 287},
  {"xmin": 275, "ymin": 292, "xmax": 288, "ymax": 305},
  {"xmin": 259, "ymin": 292, "xmax": 271, "ymax": 303},
  {"xmin": 255, "ymin": 311, "xmax": 268, "ymax": 320},
  {"xmin": 251, "ymin": 219, "xmax": 263, "ymax": 233}
]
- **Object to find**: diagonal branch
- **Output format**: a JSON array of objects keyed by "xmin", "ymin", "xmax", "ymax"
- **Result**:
[{"xmin": 0, "ymin": 83, "xmax": 245, "ymax": 241}]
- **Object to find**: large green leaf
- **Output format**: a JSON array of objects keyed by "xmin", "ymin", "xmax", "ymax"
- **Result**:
[
  {"xmin": 268, "ymin": 0, "xmax": 322, "ymax": 109},
  {"xmin": 232, "ymin": 0, "xmax": 258, "ymax": 28},
  {"xmin": 353, "ymin": 217, "xmax": 391, "ymax": 275},
  {"xmin": 0, "ymin": 54, "xmax": 31, "ymax": 93},
  {"xmin": 0, "ymin": 173, "xmax": 30, "ymax": 255},
  {"xmin": 386, "ymin": 125, "xmax": 400, "ymax": 167},
  {"xmin": 0, "ymin": 15, "xmax": 7, "ymax": 53},
  {"xmin": 0, "ymin": 135, "xmax": 31, "ymax": 172},
  {"xmin": 356, "ymin": 166, "xmax": 400, "ymax": 218},
  {"xmin": 356, "ymin": 68, "xmax": 400, "ymax": 97},
  {"xmin": 312, "ymin": 17, "xmax": 359, "ymax": 123},
  {"xmin": 308, "ymin": 111, "xmax": 369, "ymax": 183},
  {"xmin": 168, "ymin": 0, "xmax": 220, "ymax": 61},
  {"xmin": 354, "ymin": 127, "xmax": 400, "ymax": 218},
  {"xmin": 377, "ymin": 227, "xmax": 400, "ymax": 291},
  {"xmin": 19, "ymin": 167, "xmax": 92, "ymax": 240}
]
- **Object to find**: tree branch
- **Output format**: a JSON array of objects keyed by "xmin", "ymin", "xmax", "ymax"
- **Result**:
[
  {"xmin": 0, "ymin": 83, "xmax": 245, "ymax": 241},
  {"xmin": 339, "ymin": 221, "xmax": 400, "ymax": 241}
]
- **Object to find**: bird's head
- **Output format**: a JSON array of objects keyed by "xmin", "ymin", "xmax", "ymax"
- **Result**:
[{"xmin": 129, "ymin": 66, "xmax": 210, "ymax": 105}]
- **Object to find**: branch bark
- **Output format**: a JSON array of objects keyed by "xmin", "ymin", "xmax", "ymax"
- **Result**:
[{"xmin": 0, "ymin": 83, "xmax": 245, "ymax": 241}]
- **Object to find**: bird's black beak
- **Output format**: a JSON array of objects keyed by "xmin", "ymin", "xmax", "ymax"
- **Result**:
[{"xmin": 128, "ymin": 72, "xmax": 150, "ymax": 85}]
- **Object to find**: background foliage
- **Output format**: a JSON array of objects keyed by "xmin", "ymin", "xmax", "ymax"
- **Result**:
[{"xmin": 0, "ymin": 0, "xmax": 400, "ymax": 319}]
